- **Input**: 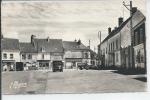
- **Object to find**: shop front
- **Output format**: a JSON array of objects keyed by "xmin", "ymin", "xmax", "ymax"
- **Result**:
[
  {"xmin": 37, "ymin": 60, "xmax": 50, "ymax": 70},
  {"xmin": 134, "ymin": 44, "xmax": 145, "ymax": 69},
  {"xmin": 23, "ymin": 61, "xmax": 38, "ymax": 70},
  {"xmin": 51, "ymin": 55, "xmax": 64, "ymax": 71},
  {"xmin": 65, "ymin": 58, "xmax": 82, "ymax": 69},
  {"xmin": 2, "ymin": 60, "xmax": 16, "ymax": 71}
]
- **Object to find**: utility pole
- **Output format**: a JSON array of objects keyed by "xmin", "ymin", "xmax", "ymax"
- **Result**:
[
  {"xmin": 123, "ymin": 1, "xmax": 134, "ymax": 69},
  {"xmin": 94, "ymin": 46, "xmax": 96, "ymax": 52},
  {"xmin": 98, "ymin": 31, "xmax": 101, "ymax": 65}
]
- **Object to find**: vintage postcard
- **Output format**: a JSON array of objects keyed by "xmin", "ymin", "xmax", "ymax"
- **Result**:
[{"xmin": 1, "ymin": 0, "xmax": 147, "ymax": 95}]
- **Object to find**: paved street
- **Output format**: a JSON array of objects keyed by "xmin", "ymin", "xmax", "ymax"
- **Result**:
[{"xmin": 2, "ymin": 69, "xmax": 147, "ymax": 94}]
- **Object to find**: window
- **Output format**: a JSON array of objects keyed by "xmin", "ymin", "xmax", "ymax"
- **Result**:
[
  {"xmin": 84, "ymin": 52, "xmax": 88, "ymax": 58},
  {"xmin": 137, "ymin": 30, "xmax": 140, "ymax": 44},
  {"xmin": 116, "ymin": 39, "xmax": 118, "ymax": 50},
  {"xmin": 42, "ymin": 54, "xmax": 45, "ymax": 59},
  {"xmin": 22, "ymin": 54, "xmax": 26, "ymax": 60},
  {"xmin": 3, "ymin": 53, "xmax": 7, "ymax": 59},
  {"xmin": 10, "ymin": 54, "xmax": 13, "ymax": 59},
  {"xmin": 134, "ymin": 31, "xmax": 138, "ymax": 46},
  {"xmin": 103, "ymin": 49, "xmax": 105, "ymax": 55},
  {"xmin": 28, "ymin": 54, "xmax": 32, "ymax": 59},
  {"xmin": 134, "ymin": 23, "xmax": 145, "ymax": 46},
  {"xmin": 110, "ymin": 43, "xmax": 111, "ymax": 51},
  {"xmin": 111, "ymin": 43, "xmax": 112, "ymax": 51},
  {"xmin": 113, "ymin": 42, "xmax": 114, "ymax": 50},
  {"xmin": 140, "ymin": 28, "xmax": 144, "ymax": 43},
  {"xmin": 116, "ymin": 53, "xmax": 118, "ymax": 62}
]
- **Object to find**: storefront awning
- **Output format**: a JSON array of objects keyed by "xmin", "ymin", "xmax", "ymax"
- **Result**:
[
  {"xmin": 37, "ymin": 60, "xmax": 50, "ymax": 62},
  {"xmin": 65, "ymin": 58, "xmax": 82, "ymax": 62},
  {"xmin": 2, "ymin": 60, "xmax": 15, "ymax": 62}
]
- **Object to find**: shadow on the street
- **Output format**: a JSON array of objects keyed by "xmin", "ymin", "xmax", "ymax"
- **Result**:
[
  {"xmin": 134, "ymin": 77, "xmax": 147, "ymax": 82},
  {"xmin": 26, "ymin": 91, "xmax": 35, "ymax": 94},
  {"xmin": 110, "ymin": 70, "xmax": 147, "ymax": 82},
  {"xmin": 111, "ymin": 69, "xmax": 146, "ymax": 75}
]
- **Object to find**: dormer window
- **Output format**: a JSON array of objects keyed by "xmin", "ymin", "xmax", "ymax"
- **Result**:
[
  {"xmin": 28, "ymin": 54, "xmax": 32, "ymax": 59},
  {"xmin": 22, "ymin": 54, "xmax": 26, "ymax": 60},
  {"xmin": 41, "ymin": 47, "xmax": 45, "ymax": 52}
]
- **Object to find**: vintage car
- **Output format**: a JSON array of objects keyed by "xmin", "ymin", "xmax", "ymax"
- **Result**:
[
  {"xmin": 88, "ymin": 65, "xmax": 100, "ymax": 70},
  {"xmin": 77, "ymin": 63, "xmax": 89, "ymax": 70}
]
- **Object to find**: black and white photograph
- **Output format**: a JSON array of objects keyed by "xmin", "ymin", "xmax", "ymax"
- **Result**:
[{"xmin": 1, "ymin": 0, "xmax": 148, "ymax": 96}]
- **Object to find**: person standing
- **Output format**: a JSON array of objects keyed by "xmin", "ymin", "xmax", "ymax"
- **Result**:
[{"xmin": 3, "ymin": 64, "xmax": 7, "ymax": 71}]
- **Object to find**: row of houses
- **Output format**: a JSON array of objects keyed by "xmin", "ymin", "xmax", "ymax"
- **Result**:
[
  {"xmin": 98, "ymin": 8, "xmax": 146, "ymax": 71},
  {"xmin": 1, "ymin": 36, "xmax": 97, "ymax": 71}
]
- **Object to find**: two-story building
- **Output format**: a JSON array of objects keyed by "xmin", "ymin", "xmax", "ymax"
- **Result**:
[
  {"xmin": 19, "ymin": 42, "xmax": 38, "ymax": 70},
  {"xmin": 34, "ymin": 37, "xmax": 64, "ymax": 70},
  {"xmin": 20, "ymin": 36, "xmax": 64, "ymax": 71},
  {"xmin": 1, "ymin": 38, "xmax": 20, "ymax": 71},
  {"xmin": 63, "ymin": 40, "xmax": 91, "ymax": 69},
  {"xmin": 98, "ymin": 8, "xmax": 146, "ymax": 71},
  {"xmin": 132, "ymin": 10, "xmax": 146, "ymax": 70},
  {"xmin": 99, "ymin": 17, "xmax": 127, "ymax": 69}
]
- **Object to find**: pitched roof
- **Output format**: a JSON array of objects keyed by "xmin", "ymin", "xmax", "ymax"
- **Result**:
[
  {"xmin": 63, "ymin": 41, "xmax": 89, "ymax": 51},
  {"xmin": 1, "ymin": 38, "xmax": 20, "ymax": 51},
  {"xmin": 34, "ymin": 39, "xmax": 63, "ymax": 53},
  {"xmin": 101, "ymin": 17, "xmax": 131, "ymax": 44},
  {"xmin": 20, "ymin": 43, "xmax": 37, "ymax": 53}
]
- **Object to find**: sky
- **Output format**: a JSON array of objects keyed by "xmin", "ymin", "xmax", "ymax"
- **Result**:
[{"xmin": 1, "ymin": 0, "xmax": 146, "ymax": 52}]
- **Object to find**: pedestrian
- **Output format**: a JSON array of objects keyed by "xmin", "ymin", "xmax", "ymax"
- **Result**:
[{"xmin": 3, "ymin": 64, "xmax": 7, "ymax": 71}]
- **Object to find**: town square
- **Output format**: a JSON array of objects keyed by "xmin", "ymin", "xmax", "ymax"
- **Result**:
[
  {"xmin": 1, "ymin": 0, "xmax": 147, "ymax": 94},
  {"xmin": 2, "ymin": 69, "xmax": 146, "ymax": 94}
]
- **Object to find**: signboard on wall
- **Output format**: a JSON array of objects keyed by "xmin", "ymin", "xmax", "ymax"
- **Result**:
[{"xmin": 51, "ymin": 56, "xmax": 62, "ymax": 61}]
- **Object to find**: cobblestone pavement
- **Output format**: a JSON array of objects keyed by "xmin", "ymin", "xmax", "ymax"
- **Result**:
[{"xmin": 2, "ymin": 69, "xmax": 147, "ymax": 94}]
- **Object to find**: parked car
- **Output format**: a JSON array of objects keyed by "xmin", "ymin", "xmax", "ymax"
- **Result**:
[
  {"xmin": 53, "ymin": 61, "xmax": 63, "ymax": 72},
  {"xmin": 77, "ymin": 63, "xmax": 89, "ymax": 70},
  {"xmin": 88, "ymin": 65, "xmax": 100, "ymax": 70}
]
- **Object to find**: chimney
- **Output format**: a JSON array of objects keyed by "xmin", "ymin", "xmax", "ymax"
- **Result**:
[
  {"xmin": 132, "ymin": 7, "xmax": 137, "ymax": 15},
  {"xmin": 31, "ymin": 35, "xmax": 36, "ymax": 46},
  {"xmin": 47, "ymin": 36, "xmax": 50, "ymax": 42},
  {"xmin": 114, "ymin": 26, "xmax": 117, "ymax": 30},
  {"xmin": 77, "ymin": 39, "xmax": 81, "ymax": 45},
  {"xmin": 74, "ymin": 39, "xmax": 77, "ymax": 42},
  {"xmin": 118, "ymin": 17, "xmax": 123, "ymax": 26},
  {"xmin": 108, "ymin": 27, "xmax": 111, "ymax": 34}
]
